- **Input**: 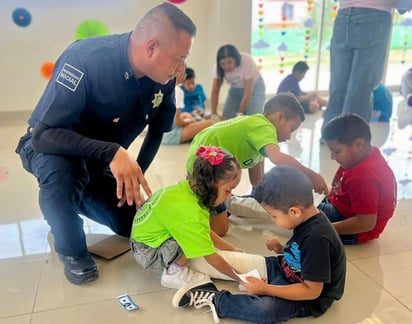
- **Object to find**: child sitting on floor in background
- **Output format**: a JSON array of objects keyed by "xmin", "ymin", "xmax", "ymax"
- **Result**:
[
  {"xmin": 173, "ymin": 166, "xmax": 346, "ymax": 324},
  {"xmin": 371, "ymin": 82, "xmax": 393, "ymax": 122},
  {"xmin": 130, "ymin": 146, "xmax": 245, "ymax": 289},
  {"xmin": 319, "ymin": 113, "xmax": 397, "ymax": 244},
  {"xmin": 277, "ymin": 61, "xmax": 327, "ymax": 114},
  {"xmin": 180, "ymin": 67, "xmax": 207, "ymax": 120},
  {"xmin": 162, "ymin": 72, "xmax": 214, "ymax": 145}
]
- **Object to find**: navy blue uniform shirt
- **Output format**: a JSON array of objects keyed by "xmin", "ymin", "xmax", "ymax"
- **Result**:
[{"xmin": 28, "ymin": 32, "xmax": 176, "ymax": 165}]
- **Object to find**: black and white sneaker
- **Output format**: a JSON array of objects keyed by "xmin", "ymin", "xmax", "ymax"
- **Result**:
[
  {"xmin": 173, "ymin": 282, "xmax": 220, "ymax": 323},
  {"xmin": 58, "ymin": 252, "xmax": 99, "ymax": 285}
]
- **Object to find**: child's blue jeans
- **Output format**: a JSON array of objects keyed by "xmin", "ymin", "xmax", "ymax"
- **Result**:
[
  {"xmin": 318, "ymin": 199, "xmax": 358, "ymax": 245},
  {"xmin": 214, "ymin": 256, "xmax": 310, "ymax": 323}
]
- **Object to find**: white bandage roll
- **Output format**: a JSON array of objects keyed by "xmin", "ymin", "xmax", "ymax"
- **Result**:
[
  {"xmin": 227, "ymin": 196, "xmax": 268, "ymax": 219},
  {"xmin": 189, "ymin": 249, "xmax": 267, "ymax": 281}
]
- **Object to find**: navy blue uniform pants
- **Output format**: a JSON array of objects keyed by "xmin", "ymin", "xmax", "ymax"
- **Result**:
[{"xmin": 16, "ymin": 132, "xmax": 136, "ymax": 257}]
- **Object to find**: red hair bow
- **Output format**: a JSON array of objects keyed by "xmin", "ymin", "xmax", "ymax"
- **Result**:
[{"xmin": 196, "ymin": 146, "xmax": 225, "ymax": 166}]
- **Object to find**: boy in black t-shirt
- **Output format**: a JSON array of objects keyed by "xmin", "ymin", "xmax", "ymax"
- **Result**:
[{"xmin": 173, "ymin": 166, "xmax": 346, "ymax": 323}]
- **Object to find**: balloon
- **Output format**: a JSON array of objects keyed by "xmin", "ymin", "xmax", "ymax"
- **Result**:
[
  {"xmin": 12, "ymin": 8, "xmax": 31, "ymax": 27},
  {"xmin": 76, "ymin": 19, "xmax": 110, "ymax": 40},
  {"xmin": 41, "ymin": 62, "xmax": 55, "ymax": 80}
]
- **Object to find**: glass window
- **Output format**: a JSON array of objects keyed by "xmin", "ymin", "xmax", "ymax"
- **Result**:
[
  {"xmin": 386, "ymin": 10, "xmax": 412, "ymax": 86},
  {"xmin": 252, "ymin": 0, "xmax": 411, "ymax": 94}
]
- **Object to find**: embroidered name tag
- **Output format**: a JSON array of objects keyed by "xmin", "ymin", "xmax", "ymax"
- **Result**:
[{"xmin": 56, "ymin": 63, "xmax": 84, "ymax": 92}]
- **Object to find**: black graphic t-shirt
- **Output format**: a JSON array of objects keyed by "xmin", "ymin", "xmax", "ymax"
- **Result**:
[{"xmin": 278, "ymin": 212, "xmax": 346, "ymax": 317}]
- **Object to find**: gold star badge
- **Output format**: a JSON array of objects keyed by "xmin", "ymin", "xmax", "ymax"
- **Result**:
[{"xmin": 152, "ymin": 90, "xmax": 163, "ymax": 108}]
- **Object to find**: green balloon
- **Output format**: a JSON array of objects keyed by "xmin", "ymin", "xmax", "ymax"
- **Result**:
[{"xmin": 75, "ymin": 19, "xmax": 110, "ymax": 40}]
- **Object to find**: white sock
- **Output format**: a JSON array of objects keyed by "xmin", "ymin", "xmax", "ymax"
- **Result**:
[{"xmin": 167, "ymin": 262, "xmax": 185, "ymax": 275}]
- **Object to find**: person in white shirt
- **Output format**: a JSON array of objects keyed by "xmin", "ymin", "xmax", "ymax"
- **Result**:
[{"xmin": 210, "ymin": 44, "xmax": 266, "ymax": 120}]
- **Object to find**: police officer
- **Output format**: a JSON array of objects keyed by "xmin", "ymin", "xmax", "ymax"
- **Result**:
[{"xmin": 15, "ymin": 2, "xmax": 196, "ymax": 285}]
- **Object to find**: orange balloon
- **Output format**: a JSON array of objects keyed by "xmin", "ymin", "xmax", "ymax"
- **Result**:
[{"xmin": 41, "ymin": 62, "xmax": 55, "ymax": 80}]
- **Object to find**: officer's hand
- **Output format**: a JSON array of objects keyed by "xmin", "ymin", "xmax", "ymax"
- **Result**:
[{"xmin": 109, "ymin": 147, "xmax": 152, "ymax": 208}]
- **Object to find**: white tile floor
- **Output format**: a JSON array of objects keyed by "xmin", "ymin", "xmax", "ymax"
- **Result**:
[{"xmin": 1, "ymin": 98, "xmax": 412, "ymax": 323}]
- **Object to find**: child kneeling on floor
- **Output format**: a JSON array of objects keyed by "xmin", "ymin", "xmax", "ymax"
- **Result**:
[
  {"xmin": 130, "ymin": 146, "xmax": 246, "ymax": 289},
  {"xmin": 173, "ymin": 166, "xmax": 346, "ymax": 323},
  {"xmin": 227, "ymin": 113, "xmax": 397, "ymax": 245},
  {"xmin": 319, "ymin": 113, "xmax": 397, "ymax": 244}
]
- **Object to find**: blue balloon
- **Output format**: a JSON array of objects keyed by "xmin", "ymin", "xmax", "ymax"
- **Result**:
[{"xmin": 12, "ymin": 8, "xmax": 32, "ymax": 27}]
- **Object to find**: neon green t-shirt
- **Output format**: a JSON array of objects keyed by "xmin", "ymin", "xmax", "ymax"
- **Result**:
[
  {"xmin": 130, "ymin": 180, "xmax": 215, "ymax": 259},
  {"xmin": 186, "ymin": 114, "xmax": 278, "ymax": 173}
]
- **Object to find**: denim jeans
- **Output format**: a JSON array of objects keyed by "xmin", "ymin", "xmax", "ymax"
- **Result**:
[
  {"xmin": 317, "ymin": 199, "xmax": 358, "ymax": 245},
  {"xmin": 322, "ymin": 7, "xmax": 392, "ymax": 130},
  {"xmin": 223, "ymin": 77, "xmax": 266, "ymax": 119},
  {"xmin": 214, "ymin": 257, "xmax": 310, "ymax": 323},
  {"xmin": 16, "ymin": 132, "xmax": 136, "ymax": 257}
]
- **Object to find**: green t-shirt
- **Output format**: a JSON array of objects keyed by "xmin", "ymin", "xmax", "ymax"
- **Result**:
[
  {"xmin": 130, "ymin": 180, "xmax": 215, "ymax": 259},
  {"xmin": 186, "ymin": 114, "xmax": 278, "ymax": 173}
]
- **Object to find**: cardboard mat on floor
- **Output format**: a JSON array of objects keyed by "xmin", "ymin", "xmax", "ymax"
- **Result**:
[{"xmin": 86, "ymin": 234, "xmax": 131, "ymax": 260}]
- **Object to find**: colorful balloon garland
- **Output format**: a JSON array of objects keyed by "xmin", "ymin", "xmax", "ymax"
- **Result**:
[
  {"xmin": 256, "ymin": 0, "xmax": 265, "ymax": 70},
  {"xmin": 332, "ymin": 0, "xmax": 338, "ymax": 19},
  {"xmin": 303, "ymin": 0, "xmax": 315, "ymax": 61},
  {"xmin": 400, "ymin": 17, "xmax": 412, "ymax": 64},
  {"xmin": 278, "ymin": 13, "xmax": 288, "ymax": 74}
]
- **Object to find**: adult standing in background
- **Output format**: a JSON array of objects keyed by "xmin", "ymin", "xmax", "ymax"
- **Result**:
[
  {"xmin": 15, "ymin": 2, "xmax": 196, "ymax": 285},
  {"xmin": 210, "ymin": 44, "xmax": 266, "ymax": 120},
  {"xmin": 320, "ymin": 0, "xmax": 393, "ymax": 138}
]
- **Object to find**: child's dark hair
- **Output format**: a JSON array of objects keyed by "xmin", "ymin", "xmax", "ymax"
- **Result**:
[
  {"xmin": 254, "ymin": 166, "xmax": 314, "ymax": 213},
  {"xmin": 188, "ymin": 146, "xmax": 240, "ymax": 210},
  {"xmin": 322, "ymin": 113, "xmax": 371, "ymax": 145},
  {"xmin": 292, "ymin": 61, "xmax": 309, "ymax": 74},
  {"xmin": 263, "ymin": 93, "xmax": 305, "ymax": 122},
  {"xmin": 184, "ymin": 67, "xmax": 195, "ymax": 80},
  {"xmin": 216, "ymin": 44, "xmax": 241, "ymax": 83}
]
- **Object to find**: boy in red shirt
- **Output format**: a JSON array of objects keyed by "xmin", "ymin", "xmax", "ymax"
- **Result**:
[{"xmin": 319, "ymin": 113, "xmax": 397, "ymax": 244}]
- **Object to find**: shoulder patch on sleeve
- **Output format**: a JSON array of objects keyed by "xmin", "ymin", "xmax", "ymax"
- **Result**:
[{"xmin": 56, "ymin": 63, "xmax": 84, "ymax": 92}]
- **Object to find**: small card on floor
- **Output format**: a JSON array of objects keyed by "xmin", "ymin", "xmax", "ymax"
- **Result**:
[{"xmin": 116, "ymin": 294, "xmax": 139, "ymax": 311}]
